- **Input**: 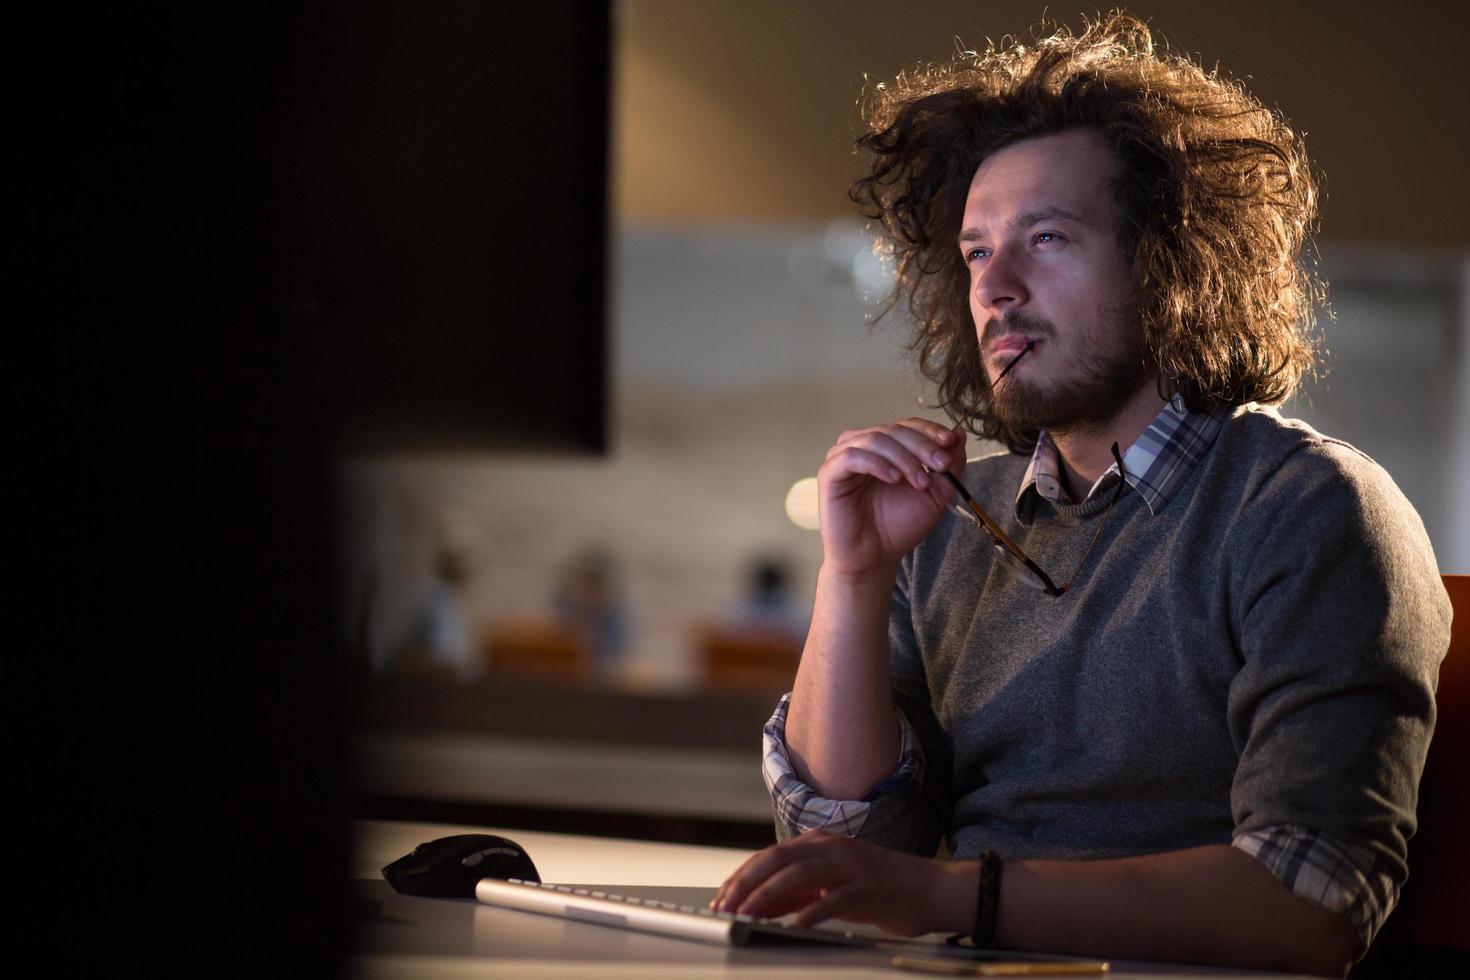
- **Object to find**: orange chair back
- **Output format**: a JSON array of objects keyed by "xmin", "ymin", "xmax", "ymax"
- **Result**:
[{"xmin": 1388, "ymin": 574, "xmax": 1468, "ymax": 950}]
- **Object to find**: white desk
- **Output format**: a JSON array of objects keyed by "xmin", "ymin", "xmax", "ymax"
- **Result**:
[{"xmin": 350, "ymin": 820, "xmax": 1319, "ymax": 979}]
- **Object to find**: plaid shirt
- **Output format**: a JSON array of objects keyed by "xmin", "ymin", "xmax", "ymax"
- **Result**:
[
  {"xmin": 764, "ymin": 398, "xmax": 1392, "ymax": 953},
  {"xmin": 1016, "ymin": 395, "xmax": 1223, "ymax": 518}
]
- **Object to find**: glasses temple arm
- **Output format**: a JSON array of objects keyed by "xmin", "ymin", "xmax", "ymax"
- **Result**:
[{"xmin": 936, "ymin": 470, "xmax": 1033, "ymax": 557}]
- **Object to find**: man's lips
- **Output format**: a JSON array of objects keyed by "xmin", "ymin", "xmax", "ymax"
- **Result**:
[{"xmin": 987, "ymin": 337, "xmax": 1040, "ymax": 357}]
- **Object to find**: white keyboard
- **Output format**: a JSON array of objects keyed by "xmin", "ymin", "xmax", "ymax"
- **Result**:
[{"xmin": 475, "ymin": 878, "xmax": 876, "ymax": 948}]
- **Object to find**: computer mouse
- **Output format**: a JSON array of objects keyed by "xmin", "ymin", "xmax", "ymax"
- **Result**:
[{"xmin": 381, "ymin": 833, "xmax": 541, "ymax": 898}]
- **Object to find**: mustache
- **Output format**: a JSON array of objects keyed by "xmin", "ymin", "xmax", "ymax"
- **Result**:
[{"xmin": 981, "ymin": 312, "xmax": 1055, "ymax": 347}]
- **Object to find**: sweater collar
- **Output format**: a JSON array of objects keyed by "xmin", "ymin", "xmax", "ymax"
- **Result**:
[{"xmin": 1015, "ymin": 396, "xmax": 1227, "ymax": 521}]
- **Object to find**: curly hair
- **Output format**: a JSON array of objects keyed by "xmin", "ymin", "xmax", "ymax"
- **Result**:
[{"xmin": 852, "ymin": 10, "xmax": 1325, "ymax": 453}]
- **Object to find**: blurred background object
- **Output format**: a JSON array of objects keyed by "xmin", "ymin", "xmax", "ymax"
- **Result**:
[{"xmin": 698, "ymin": 556, "xmax": 809, "ymax": 693}]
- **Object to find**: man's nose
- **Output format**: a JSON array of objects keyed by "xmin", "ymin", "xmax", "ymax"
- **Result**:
[{"xmin": 975, "ymin": 247, "xmax": 1029, "ymax": 314}]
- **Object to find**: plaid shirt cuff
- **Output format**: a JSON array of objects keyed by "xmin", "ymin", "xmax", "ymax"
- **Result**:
[
  {"xmin": 762, "ymin": 692, "xmax": 925, "ymax": 838},
  {"xmin": 1233, "ymin": 824, "xmax": 1395, "ymax": 956}
]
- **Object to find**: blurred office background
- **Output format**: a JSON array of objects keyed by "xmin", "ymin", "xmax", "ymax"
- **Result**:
[{"xmin": 344, "ymin": 0, "xmax": 1470, "ymax": 850}]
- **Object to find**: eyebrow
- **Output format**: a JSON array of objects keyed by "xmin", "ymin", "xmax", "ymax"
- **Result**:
[{"xmin": 958, "ymin": 206, "xmax": 1089, "ymax": 244}]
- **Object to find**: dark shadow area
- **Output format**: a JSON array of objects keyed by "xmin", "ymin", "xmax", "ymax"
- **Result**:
[
  {"xmin": 355, "ymin": 795, "xmax": 776, "ymax": 851},
  {"xmin": 20, "ymin": 2, "xmax": 608, "ymax": 974},
  {"xmin": 353, "ymin": 674, "xmax": 783, "ymax": 749}
]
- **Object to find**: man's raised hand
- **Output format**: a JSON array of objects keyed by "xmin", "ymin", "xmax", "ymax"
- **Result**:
[{"xmin": 817, "ymin": 418, "xmax": 967, "ymax": 579}]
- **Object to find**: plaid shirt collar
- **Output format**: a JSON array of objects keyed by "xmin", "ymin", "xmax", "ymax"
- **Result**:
[{"xmin": 1015, "ymin": 396, "xmax": 1226, "ymax": 520}]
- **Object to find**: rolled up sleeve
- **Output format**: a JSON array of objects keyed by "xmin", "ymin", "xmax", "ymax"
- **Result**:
[{"xmin": 763, "ymin": 691, "xmax": 926, "ymax": 841}]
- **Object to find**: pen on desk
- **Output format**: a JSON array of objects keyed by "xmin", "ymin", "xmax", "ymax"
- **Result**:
[{"xmin": 891, "ymin": 954, "xmax": 1109, "ymax": 977}]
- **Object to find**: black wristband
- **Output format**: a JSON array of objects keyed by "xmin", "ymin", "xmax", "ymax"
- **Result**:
[{"xmin": 972, "ymin": 850, "xmax": 1001, "ymax": 949}]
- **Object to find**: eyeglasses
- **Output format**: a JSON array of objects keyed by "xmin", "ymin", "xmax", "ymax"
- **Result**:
[{"xmin": 935, "ymin": 442, "xmax": 1128, "ymax": 597}]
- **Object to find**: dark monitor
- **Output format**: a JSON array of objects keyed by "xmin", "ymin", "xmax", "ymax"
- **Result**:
[
  {"xmin": 292, "ymin": 1, "xmax": 609, "ymax": 453},
  {"xmin": 21, "ymin": 2, "xmax": 609, "ymax": 973}
]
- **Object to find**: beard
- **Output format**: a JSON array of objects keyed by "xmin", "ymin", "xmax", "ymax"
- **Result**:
[{"xmin": 984, "ymin": 310, "xmax": 1151, "ymax": 436}]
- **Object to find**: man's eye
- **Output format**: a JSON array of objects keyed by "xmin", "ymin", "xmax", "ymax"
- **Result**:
[
  {"xmin": 1034, "ymin": 232, "xmax": 1062, "ymax": 245},
  {"xmin": 964, "ymin": 248, "xmax": 990, "ymax": 262}
]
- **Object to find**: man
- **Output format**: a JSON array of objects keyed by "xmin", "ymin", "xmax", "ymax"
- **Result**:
[{"xmin": 711, "ymin": 13, "xmax": 1450, "ymax": 975}]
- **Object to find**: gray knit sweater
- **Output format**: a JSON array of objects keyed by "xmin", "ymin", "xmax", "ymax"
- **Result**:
[{"xmin": 834, "ymin": 406, "xmax": 1449, "ymax": 911}]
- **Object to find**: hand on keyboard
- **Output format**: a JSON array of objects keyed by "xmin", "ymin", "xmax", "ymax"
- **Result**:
[{"xmin": 712, "ymin": 830, "xmax": 970, "ymax": 937}]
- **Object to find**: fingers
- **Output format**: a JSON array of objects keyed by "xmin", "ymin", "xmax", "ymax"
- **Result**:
[
  {"xmin": 711, "ymin": 830, "xmax": 836, "ymax": 914},
  {"xmin": 835, "ymin": 432, "xmax": 935, "ymax": 492},
  {"xmin": 824, "ymin": 419, "xmax": 965, "ymax": 492},
  {"xmin": 939, "ymin": 420, "xmax": 970, "ymax": 477},
  {"xmin": 737, "ymin": 853, "xmax": 839, "ymax": 919},
  {"xmin": 790, "ymin": 881, "xmax": 865, "ymax": 929},
  {"xmin": 821, "ymin": 445, "xmax": 906, "ymax": 488},
  {"xmin": 712, "ymin": 845, "xmax": 787, "ymax": 914},
  {"xmin": 834, "ymin": 414, "xmax": 970, "ymax": 464},
  {"xmin": 711, "ymin": 833, "xmax": 941, "ymax": 936}
]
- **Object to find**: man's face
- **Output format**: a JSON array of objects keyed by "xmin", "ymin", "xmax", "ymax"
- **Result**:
[{"xmin": 960, "ymin": 128, "xmax": 1150, "ymax": 434}]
